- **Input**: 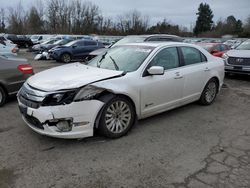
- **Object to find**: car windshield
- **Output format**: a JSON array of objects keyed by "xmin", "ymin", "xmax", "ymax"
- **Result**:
[
  {"xmin": 87, "ymin": 45, "xmax": 153, "ymax": 72},
  {"xmin": 236, "ymin": 40, "xmax": 250, "ymax": 50},
  {"xmin": 112, "ymin": 36, "xmax": 147, "ymax": 47},
  {"xmin": 64, "ymin": 40, "xmax": 77, "ymax": 47}
]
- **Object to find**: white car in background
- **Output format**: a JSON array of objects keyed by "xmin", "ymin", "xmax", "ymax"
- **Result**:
[
  {"xmin": 0, "ymin": 42, "xmax": 19, "ymax": 55},
  {"xmin": 223, "ymin": 39, "xmax": 250, "ymax": 75},
  {"xmin": 17, "ymin": 42, "xmax": 224, "ymax": 139}
]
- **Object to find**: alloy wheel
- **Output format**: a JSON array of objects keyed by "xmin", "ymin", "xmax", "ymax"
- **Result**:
[
  {"xmin": 105, "ymin": 101, "xmax": 132, "ymax": 134},
  {"xmin": 205, "ymin": 82, "xmax": 217, "ymax": 103}
]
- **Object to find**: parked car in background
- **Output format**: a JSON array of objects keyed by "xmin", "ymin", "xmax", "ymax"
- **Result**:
[
  {"xmin": 0, "ymin": 35, "xmax": 15, "ymax": 46},
  {"xmin": 42, "ymin": 38, "xmax": 74, "ymax": 51},
  {"xmin": 0, "ymin": 55, "xmax": 33, "ymax": 106},
  {"xmin": 31, "ymin": 38, "xmax": 60, "ymax": 52},
  {"xmin": 223, "ymin": 39, "xmax": 250, "ymax": 75},
  {"xmin": 4, "ymin": 34, "xmax": 33, "ymax": 48},
  {"xmin": 223, "ymin": 39, "xmax": 243, "ymax": 49},
  {"xmin": 196, "ymin": 43, "xmax": 230, "ymax": 57},
  {"xmin": 0, "ymin": 43, "xmax": 19, "ymax": 56},
  {"xmin": 30, "ymin": 35, "xmax": 54, "ymax": 45},
  {"xmin": 49, "ymin": 39, "xmax": 104, "ymax": 63},
  {"xmin": 17, "ymin": 42, "xmax": 224, "ymax": 139},
  {"xmin": 88, "ymin": 34, "xmax": 183, "ymax": 58}
]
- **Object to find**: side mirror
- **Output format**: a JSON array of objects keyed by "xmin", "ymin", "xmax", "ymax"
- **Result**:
[{"xmin": 147, "ymin": 66, "xmax": 164, "ymax": 75}]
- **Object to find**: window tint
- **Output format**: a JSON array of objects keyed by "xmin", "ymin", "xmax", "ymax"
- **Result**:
[
  {"xmin": 220, "ymin": 44, "xmax": 228, "ymax": 51},
  {"xmin": 84, "ymin": 41, "xmax": 97, "ymax": 46},
  {"xmin": 150, "ymin": 47, "xmax": 179, "ymax": 70},
  {"xmin": 213, "ymin": 45, "xmax": 221, "ymax": 51},
  {"xmin": 201, "ymin": 53, "xmax": 207, "ymax": 62},
  {"xmin": 181, "ymin": 47, "xmax": 204, "ymax": 65},
  {"xmin": 77, "ymin": 41, "xmax": 85, "ymax": 46}
]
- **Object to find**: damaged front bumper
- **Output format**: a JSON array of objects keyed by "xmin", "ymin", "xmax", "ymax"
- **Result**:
[{"xmin": 18, "ymin": 99, "xmax": 104, "ymax": 139}]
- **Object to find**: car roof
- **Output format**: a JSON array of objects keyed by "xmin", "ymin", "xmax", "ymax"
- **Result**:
[
  {"xmin": 125, "ymin": 34, "xmax": 181, "ymax": 38},
  {"xmin": 121, "ymin": 42, "xmax": 197, "ymax": 48}
]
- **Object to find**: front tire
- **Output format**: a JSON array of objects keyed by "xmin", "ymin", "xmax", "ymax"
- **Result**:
[
  {"xmin": 199, "ymin": 78, "xmax": 218, "ymax": 105},
  {"xmin": 98, "ymin": 96, "xmax": 135, "ymax": 138},
  {"xmin": 0, "ymin": 86, "xmax": 7, "ymax": 107},
  {"xmin": 61, "ymin": 53, "xmax": 71, "ymax": 63}
]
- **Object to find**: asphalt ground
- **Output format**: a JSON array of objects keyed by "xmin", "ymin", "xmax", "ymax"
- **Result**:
[{"xmin": 0, "ymin": 49, "xmax": 249, "ymax": 188}]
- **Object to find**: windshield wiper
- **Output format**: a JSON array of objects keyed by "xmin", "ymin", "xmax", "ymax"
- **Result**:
[
  {"xmin": 109, "ymin": 55, "xmax": 119, "ymax": 70},
  {"xmin": 97, "ymin": 52, "xmax": 108, "ymax": 68}
]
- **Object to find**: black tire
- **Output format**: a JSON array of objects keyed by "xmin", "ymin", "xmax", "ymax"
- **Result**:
[
  {"xmin": 0, "ymin": 86, "xmax": 7, "ymax": 107},
  {"xmin": 199, "ymin": 78, "xmax": 218, "ymax": 105},
  {"xmin": 61, "ymin": 53, "xmax": 71, "ymax": 63},
  {"xmin": 98, "ymin": 96, "xmax": 136, "ymax": 138}
]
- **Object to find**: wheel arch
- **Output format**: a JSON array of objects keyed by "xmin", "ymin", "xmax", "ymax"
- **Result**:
[
  {"xmin": 94, "ymin": 91, "xmax": 138, "ymax": 128},
  {"xmin": 0, "ymin": 82, "xmax": 8, "ymax": 96}
]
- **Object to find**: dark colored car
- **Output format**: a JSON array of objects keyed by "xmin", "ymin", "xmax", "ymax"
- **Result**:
[
  {"xmin": 49, "ymin": 39, "xmax": 104, "ymax": 63},
  {"xmin": 0, "ymin": 55, "xmax": 33, "ymax": 106},
  {"xmin": 5, "ymin": 34, "xmax": 33, "ymax": 48},
  {"xmin": 88, "ymin": 34, "xmax": 183, "ymax": 58},
  {"xmin": 196, "ymin": 43, "xmax": 230, "ymax": 57}
]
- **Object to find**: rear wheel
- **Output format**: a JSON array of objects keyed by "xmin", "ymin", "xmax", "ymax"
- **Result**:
[
  {"xmin": 98, "ymin": 96, "xmax": 135, "ymax": 138},
  {"xmin": 61, "ymin": 53, "xmax": 71, "ymax": 63},
  {"xmin": 0, "ymin": 86, "xmax": 7, "ymax": 107},
  {"xmin": 199, "ymin": 78, "xmax": 218, "ymax": 105}
]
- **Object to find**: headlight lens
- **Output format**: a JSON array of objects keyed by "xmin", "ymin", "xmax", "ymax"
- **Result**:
[
  {"xmin": 42, "ymin": 91, "xmax": 76, "ymax": 106},
  {"xmin": 222, "ymin": 53, "xmax": 229, "ymax": 59},
  {"xmin": 74, "ymin": 85, "xmax": 104, "ymax": 101}
]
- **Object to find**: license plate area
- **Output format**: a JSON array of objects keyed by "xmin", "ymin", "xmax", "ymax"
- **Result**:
[{"xmin": 233, "ymin": 66, "xmax": 242, "ymax": 70}]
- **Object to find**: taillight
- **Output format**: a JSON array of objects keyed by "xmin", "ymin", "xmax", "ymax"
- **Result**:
[
  {"xmin": 18, "ymin": 64, "xmax": 34, "ymax": 74},
  {"xmin": 12, "ymin": 48, "xmax": 18, "ymax": 53}
]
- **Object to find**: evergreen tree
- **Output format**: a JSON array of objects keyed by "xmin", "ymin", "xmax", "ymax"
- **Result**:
[{"xmin": 193, "ymin": 3, "xmax": 214, "ymax": 36}]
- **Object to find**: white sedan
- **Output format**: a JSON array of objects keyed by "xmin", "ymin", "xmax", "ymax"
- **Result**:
[{"xmin": 17, "ymin": 42, "xmax": 224, "ymax": 139}]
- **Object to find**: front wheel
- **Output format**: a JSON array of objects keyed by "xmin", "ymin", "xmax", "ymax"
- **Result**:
[
  {"xmin": 98, "ymin": 96, "xmax": 135, "ymax": 138},
  {"xmin": 199, "ymin": 78, "xmax": 218, "ymax": 105},
  {"xmin": 0, "ymin": 86, "xmax": 7, "ymax": 107}
]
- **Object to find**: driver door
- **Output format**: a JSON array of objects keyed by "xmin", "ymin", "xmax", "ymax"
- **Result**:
[{"xmin": 140, "ymin": 47, "xmax": 184, "ymax": 117}]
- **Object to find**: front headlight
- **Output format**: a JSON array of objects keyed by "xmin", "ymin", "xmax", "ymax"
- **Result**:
[
  {"xmin": 74, "ymin": 85, "xmax": 105, "ymax": 101},
  {"xmin": 222, "ymin": 53, "xmax": 229, "ymax": 60},
  {"xmin": 42, "ymin": 90, "xmax": 76, "ymax": 106}
]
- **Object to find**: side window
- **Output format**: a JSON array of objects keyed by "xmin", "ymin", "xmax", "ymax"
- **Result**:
[
  {"xmin": 214, "ymin": 45, "xmax": 221, "ymax": 51},
  {"xmin": 150, "ymin": 47, "xmax": 179, "ymax": 70},
  {"xmin": 77, "ymin": 41, "xmax": 85, "ymax": 46},
  {"xmin": 181, "ymin": 47, "xmax": 204, "ymax": 65},
  {"xmin": 201, "ymin": 53, "xmax": 207, "ymax": 62},
  {"xmin": 84, "ymin": 41, "xmax": 97, "ymax": 46}
]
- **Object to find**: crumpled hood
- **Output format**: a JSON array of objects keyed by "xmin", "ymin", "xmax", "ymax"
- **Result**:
[
  {"xmin": 27, "ymin": 63, "xmax": 123, "ymax": 91},
  {"xmin": 226, "ymin": 50, "xmax": 250, "ymax": 58}
]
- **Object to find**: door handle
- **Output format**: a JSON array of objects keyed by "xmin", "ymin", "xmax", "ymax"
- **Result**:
[
  {"xmin": 174, "ymin": 72, "xmax": 183, "ymax": 79},
  {"xmin": 204, "ymin": 67, "xmax": 210, "ymax": 72}
]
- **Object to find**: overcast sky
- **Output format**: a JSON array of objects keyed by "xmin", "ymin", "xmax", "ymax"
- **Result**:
[{"xmin": 1, "ymin": 0, "xmax": 250, "ymax": 29}]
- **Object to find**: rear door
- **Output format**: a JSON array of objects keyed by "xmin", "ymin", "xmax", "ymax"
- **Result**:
[
  {"xmin": 178, "ymin": 46, "xmax": 209, "ymax": 104},
  {"xmin": 82, "ymin": 40, "xmax": 98, "ymax": 56}
]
